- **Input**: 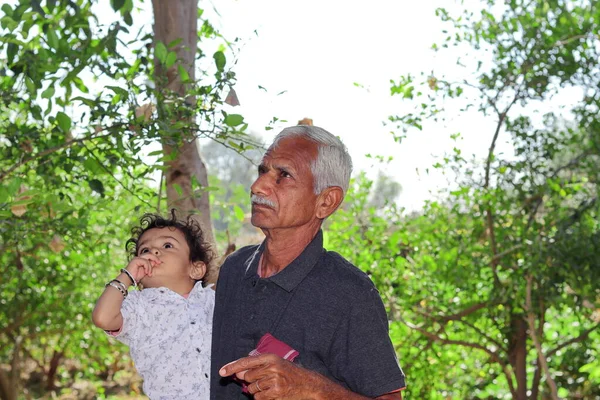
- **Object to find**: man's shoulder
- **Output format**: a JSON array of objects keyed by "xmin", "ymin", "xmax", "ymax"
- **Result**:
[
  {"xmin": 316, "ymin": 250, "xmax": 378, "ymax": 293},
  {"xmin": 220, "ymin": 243, "xmax": 261, "ymax": 271},
  {"xmin": 223, "ymin": 244, "xmax": 260, "ymax": 265}
]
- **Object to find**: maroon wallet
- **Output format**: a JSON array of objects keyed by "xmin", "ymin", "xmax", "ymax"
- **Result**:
[{"xmin": 240, "ymin": 333, "xmax": 299, "ymax": 393}]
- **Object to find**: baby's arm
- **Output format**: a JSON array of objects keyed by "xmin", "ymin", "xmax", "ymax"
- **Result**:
[{"xmin": 92, "ymin": 255, "xmax": 159, "ymax": 331}]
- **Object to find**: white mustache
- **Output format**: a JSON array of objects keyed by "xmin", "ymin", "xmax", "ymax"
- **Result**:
[{"xmin": 251, "ymin": 194, "xmax": 277, "ymax": 208}]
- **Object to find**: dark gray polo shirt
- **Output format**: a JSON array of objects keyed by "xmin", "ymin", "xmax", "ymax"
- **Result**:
[{"xmin": 210, "ymin": 231, "xmax": 406, "ymax": 399}]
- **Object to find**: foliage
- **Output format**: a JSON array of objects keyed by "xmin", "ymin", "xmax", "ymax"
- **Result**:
[
  {"xmin": 382, "ymin": 0, "xmax": 600, "ymax": 398},
  {"xmin": 0, "ymin": 0, "xmax": 245, "ymax": 396}
]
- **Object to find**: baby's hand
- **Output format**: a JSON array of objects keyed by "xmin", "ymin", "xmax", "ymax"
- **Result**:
[{"xmin": 125, "ymin": 254, "xmax": 161, "ymax": 283}]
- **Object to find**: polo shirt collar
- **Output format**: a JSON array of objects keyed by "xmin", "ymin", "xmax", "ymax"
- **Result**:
[{"xmin": 244, "ymin": 230, "xmax": 325, "ymax": 293}]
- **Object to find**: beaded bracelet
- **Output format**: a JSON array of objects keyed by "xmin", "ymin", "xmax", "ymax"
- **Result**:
[
  {"xmin": 120, "ymin": 268, "xmax": 138, "ymax": 287},
  {"xmin": 106, "ymin": 279, "xmax": 128, "ymax": 298}
]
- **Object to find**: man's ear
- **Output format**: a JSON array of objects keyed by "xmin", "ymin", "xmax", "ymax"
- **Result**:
[
  {"xmin": 315, "ymin": 186, "xmax": 344, "ymax": 219},
  {"xmin": 190, "ymin": 261, "xmax": 207, "ymax": 281}
]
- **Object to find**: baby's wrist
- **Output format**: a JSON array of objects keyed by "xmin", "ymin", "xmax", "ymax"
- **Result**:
[
  {"xmin": 114, "ymin": 272, "xmax": 134, "ymax": 289},
  {"xmin": 119, "ymin": 268, "xmax": 138, "ymax": 287}
]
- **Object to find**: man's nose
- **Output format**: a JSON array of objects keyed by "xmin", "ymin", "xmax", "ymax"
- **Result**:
[{"xmin": 250, "ymin": 173, "xmax": 271, "ymax": 196}]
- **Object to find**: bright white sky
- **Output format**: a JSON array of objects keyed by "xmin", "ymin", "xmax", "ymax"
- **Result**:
[
  {"xmin": 209, "ymin": 0, "xmax": 478, "ymax": 211},
  {"xmin": 94, "ymin": 0, "xmax": 580, "ymax": 211}
]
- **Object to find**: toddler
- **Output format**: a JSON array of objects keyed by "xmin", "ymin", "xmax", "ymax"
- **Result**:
[{"xmin": 92, "ymin": 211, "xmax": 215, "ymax": 399}]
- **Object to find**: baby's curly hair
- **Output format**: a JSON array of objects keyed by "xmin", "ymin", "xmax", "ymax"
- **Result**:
[{"xmin": 125, "ymin": 210, "xmax": 214, "ymax": 281}]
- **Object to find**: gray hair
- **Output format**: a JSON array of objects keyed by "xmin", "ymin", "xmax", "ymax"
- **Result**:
[{"xmin": 270, "ymin": 125, "xmax": 353, "ymax": 195}]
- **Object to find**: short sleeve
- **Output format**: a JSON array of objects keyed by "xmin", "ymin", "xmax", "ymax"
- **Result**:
[
  {"xmin": 108, "ymin": 292, "xmax": 141, "ymax": 347},
  {"xmin": 328, "ymin": 286, "xmax": 406, "ymax": 397}
]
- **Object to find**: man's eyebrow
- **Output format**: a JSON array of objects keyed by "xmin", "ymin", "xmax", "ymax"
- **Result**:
[
  {"xmin": 273, "ymin": 162, "xmax": 296, "ymax": 174},
  {"xmin": 137, "ymin": 235, "xmax": 181, "ymax": 249}
]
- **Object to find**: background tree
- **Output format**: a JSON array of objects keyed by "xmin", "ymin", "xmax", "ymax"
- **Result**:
[
  {"xmin": 380, "ymin": 0, "xmax": 600, "ymax": 398},
  {"xmin": 0, "ymin": 0, "xmax": 246, "ymax": 397}
]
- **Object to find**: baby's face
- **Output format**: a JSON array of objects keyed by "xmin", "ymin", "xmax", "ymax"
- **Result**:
[{"xmin": 136, "ymin": 227, "xmax": 197, "ymax": 290}]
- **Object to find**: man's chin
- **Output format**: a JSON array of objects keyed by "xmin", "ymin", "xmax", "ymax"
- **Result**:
[{"xmin": 250, "ymin": 214, "xmax": 272, "ymax": 229}]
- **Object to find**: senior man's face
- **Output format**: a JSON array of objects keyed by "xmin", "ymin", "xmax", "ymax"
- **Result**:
[{"xmin": 250, "ymin": 136, "xmax": 320, "ymax": 230}]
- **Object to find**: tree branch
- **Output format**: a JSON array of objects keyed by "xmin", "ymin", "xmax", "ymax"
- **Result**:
[
  {"xmin": 525, "ymin": 275, "xmax": 559, "ymax": 400},
  {"xmin": 491, "ymin": 244, "xmax": 524, "ymax": 262},
  {"xmin": 436, "ymin": 302, "xmax": 489, "ymax": 321},
  {"xmin": 82, "ymin": 143, "xmax": 155, "ymax": 208},
  {"xmin": 460, "ymin": 319, "xmax": 507, "ymax": 353},
  {"xmin": 547, "ymin": 322, "xmax": 600, "ymax": 358},
  {"xmin": 398, "ymin": 315, "xmax": 516, "ymax": 396},
  {"xmin": 553, "ymin": 33, "xmax": 600, "ymax": 47},
  {"xmin": 483, "ymin": 90, "xmax": 522, "ymax": 287},
  {"xmin": 0, "ymin": 130, "xmax": 117, "ymax": 181},
  {"xmin": 157, "ymin": 170, "xmax": 164, "ymax": 213},
  {"xmin": 526, "ymin": 151, "xmax": 594, "ymax": 232}
]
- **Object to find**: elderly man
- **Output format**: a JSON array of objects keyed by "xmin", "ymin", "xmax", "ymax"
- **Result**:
[{"xmin": 211, "ymin": 126, "xmax": 406, "ymax": 399}]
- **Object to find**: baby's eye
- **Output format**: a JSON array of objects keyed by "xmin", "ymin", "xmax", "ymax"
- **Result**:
[
  {"xmin": 139, "ymin": 248, "xmax": 149, "ymax": 254},
  {"xmin": 164, "ymin": 243, "xmax": 174, "ymax": 249}
]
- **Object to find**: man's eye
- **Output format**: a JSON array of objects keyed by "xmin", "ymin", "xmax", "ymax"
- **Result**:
[
  {"xmin": 139, "ymin": 248, "xmax": 149, "ymax": 254},
  {"xmin": 280, "ymin": 171, "xmax": 291, "ymax": 178},
  {"xmin": 164, "ymin": 243, "xmax": 173, "ymax": 249}
]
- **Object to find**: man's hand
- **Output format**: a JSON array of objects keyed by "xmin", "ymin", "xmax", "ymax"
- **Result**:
[
  {"xmin": 219, "ymin": 353, "xmax": 326, "ymax": 400},
  {"xmin": 219, "ymin": 354, "xmax": 403, "ymax": 400}
]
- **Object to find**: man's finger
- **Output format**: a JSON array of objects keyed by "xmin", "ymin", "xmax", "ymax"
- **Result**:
[{"xmin": 219, "ymin": 354, "xmax": 273, "ymax": 377}]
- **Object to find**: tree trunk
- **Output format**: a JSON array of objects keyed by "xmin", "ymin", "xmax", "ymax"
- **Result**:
[
  {"xmin": 45, "ymin": 350, "xmax": 64, "ymax": 391},
  {"xmin": 0, "ymin": 336, "xmax": 21, "ymax": 400},
  {"xmin": 508, "ymin": 315, "xmax": 528, "ymax": 400},
  {"xmin": 530, "ymin": 365, "xmax": 542, "ymax": 399},
  {"xmin": 152, "ymin": 0, "xmax": 218, "ymax": 281},
  {"xmin": 0, "ymin": 370, "xmax": 15, "ymax": 400}
]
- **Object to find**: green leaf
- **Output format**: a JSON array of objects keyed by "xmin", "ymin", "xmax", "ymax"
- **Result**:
[
  {"xmin": 47, "ymin": 29, "xmax": 59, "ymax": 50},
  {"xmin": 168, "ymin": 38, "xmax": 183, "ymax": 48},
  {"xmin": 1, "ymin": 4, "xmax": 13, "ymax": 18},
  {"xmin": 173, "ymin": 183, "xmax": 183, "ymax": 197},
  {"xmin": 155, "ymin": 41, "xmax": 167, "ymax": 63},
  {"xmin": 177, "ymin": 65, "xmax": 190, "ymax": 83},
  {"xmin": 123, "ymin": 12, "xmax": 132, "ymax": 26},
  {"xmin": 213, "ymin": 51, "xmax": 226, "ymax": 71},
  {"xmin": 111, "ymin": 0, "xmax": 125, "ymax": 12},
  {"xmin": 83, "ymin": 158, "xmax": 102, "ymax": 174},
  {"xmin": 233, "ymin": 205, "xmax": 245, "ymax": 222},
  {"xmin": 30, "ymin": 0, "xmax": 44, "ymax": 15},
  {"xmin": 224, "ymin": 114, "xmax": 244, "ymax": 127},
  {"xmin": 7, "ymin": 43, "xmax": 18, "ymax": 64},
  {"xmin": 0, "ymin": 186, "xmax": 9, "ymax": 203},
  {"xmin": 41, "ymin": 85, "xmax": 55, "ymax": 99},
  {"xmin": 126, "ymin": 58, "xmax": 141, "ymax": 78},
  {"xmin": 166, "ymin": 51, "xmax": 177, "ymax": 68},
  {"xmin": 88, "ymin": 179, "xmax": 105, "ymax": 197},
  {"xmin": 56, "ymin": 112, "xmax": 72, "ymax": 133},
  {"xmin": 25, "ymin": 77, "xmax": 36, "ymax": 95},
  {"xmin": 106, "ymin": 85, "xmax": 128, "ymax": 98}
]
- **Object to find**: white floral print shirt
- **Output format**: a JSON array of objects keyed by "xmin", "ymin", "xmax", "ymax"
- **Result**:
[{"xmin": 111, "ymin": 282, "xmax": 214, "ymax": 399}]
